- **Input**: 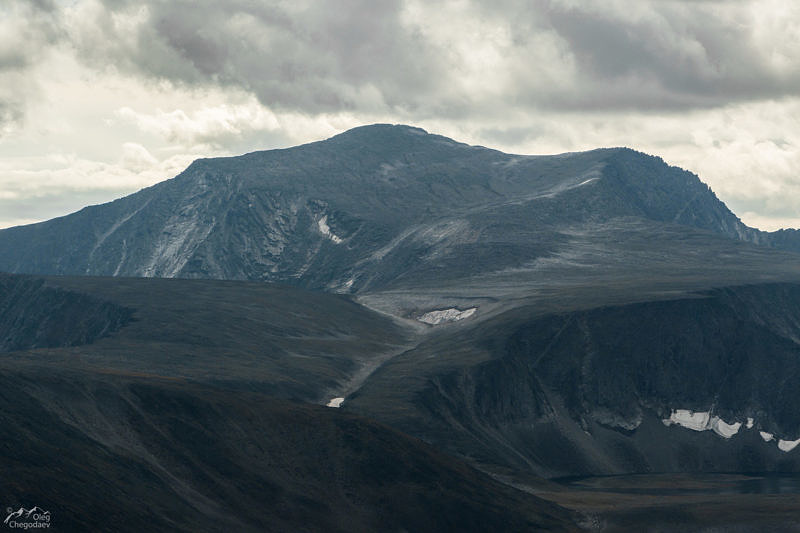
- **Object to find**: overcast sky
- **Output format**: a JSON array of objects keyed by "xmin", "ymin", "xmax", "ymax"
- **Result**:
[{"xmin": 1, "ymin": 0, "xmax": 799, "ymax": 230}]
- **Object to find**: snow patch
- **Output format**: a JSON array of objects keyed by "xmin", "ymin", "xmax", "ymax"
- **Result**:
[
  {"xmin": 318, "ymin": 216, "xmax": 342, "ymax": 244},
  {"xmin": 327, "ymin": 397, "xmax": 344, "ymax": 408},
  {"xmin": 778, "ymin": 438, "xmax": 800, "ymax": 452},
  {"xmin": 663, "ymin": 410, "xmax": 799, "ymax": 450},
  {"xmin": 418, "ymin": 307, "xmax": 477, "ymax": 325},
  {"xmin": 662, "ymin": 409, "xmax": 740, "ymax": 438},
  {"xmin": 663, "ymin": 410, "xmax": 711, "ymax": 431},
  {"xmin": 712, "ymin": 418, "xmax": 742, "ymax": 439}
]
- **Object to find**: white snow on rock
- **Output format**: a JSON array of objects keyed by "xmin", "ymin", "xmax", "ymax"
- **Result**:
[
  {"xmin": 418, "ymin": 307, "xmax": 477, "ymax": 325},
  {"xmin": 662, "ymin": 409, "xmax": 741, "ymax": 438},
  {"xmin": 318, "ymin": 216, "xmax": 343, "ymax": 244},
  {"xmin": 663, "ymin": 410, "xmax": 711, "ymax": 431},
  {"xmin": 711, "ymin": 418, "xmax": 742, "ymax": 439},
  {"xmin": 327, "ymin": 397, "xmax": 344, "ymax": 408},
  {"xmin": 663, "ymin": 410, "xmax": 800, "ymax": 450}
]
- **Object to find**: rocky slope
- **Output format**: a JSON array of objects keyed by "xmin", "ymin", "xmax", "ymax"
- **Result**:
[
  {"xmin": 347, "ymin": 283, "xmax": 800, "ymax": 477},
  {"xmin": 0, "ymin": 124, "xmax": 793, "ymax": 292}
]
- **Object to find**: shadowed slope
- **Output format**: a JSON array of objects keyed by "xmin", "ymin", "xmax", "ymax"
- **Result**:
[
  {"xmin": 3, "ymin": 275, "xmax": 411, "ymax": 404},
  {"xmin": 347, "ymin": 283, "xmax": 800, "ymax": 478},
  {"xmin": 0, "ymin": 274, "xmax": 132, "ymax": 353},
  {"xmin": 0, "ymin": 371, "xmax": 579, "ymax": 532}
]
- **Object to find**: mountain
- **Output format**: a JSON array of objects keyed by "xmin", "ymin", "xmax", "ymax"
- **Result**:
[
  {"xmin": 6, "ymin": 125, "xmax": 800, "ymax": 530},
  {"xmin": 0, "ymin": 124, "xmax": 795, "ymax": 292}
]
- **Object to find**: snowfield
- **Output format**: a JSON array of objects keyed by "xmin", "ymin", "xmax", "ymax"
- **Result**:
[
  {"xmin": 418, "ymin": 307, "xmax": 477, "ymax": 325},
  {"xmin": 663, "ymin": 409, "xmax": 799, "ymax": 452}
]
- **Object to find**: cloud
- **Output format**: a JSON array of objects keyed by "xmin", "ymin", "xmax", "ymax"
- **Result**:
[
  {"xmin": 1, "ymin": 0, "xmax": 799, "ymax": 231},
  {"xmin": 115, "ymin": 99, "xmax": 281, "ymax": 149},
  {"xmin": 0, "ymin": 150, "xmax": 199, "ymax": 196},
  {"xmin": 0, "ymin": 0, "xmax": 62, "ymax": 133},
  {"xmin": 534, "ymin": 0, "xmax": 800, "ymax": 109},
  {"xmin": 58, "ymin": 0, "xmax": 799, "ymax": 115},
  {"xmin": 412, "ymin": 94, "xmax": 800, "ymax": 231},
  {"xmin": 62, "ymin": 0, "xmax": 446, "ymax": 116},
  {"xmin": 8, "ymin": 0, "xmax": 800, "ymax": 122}
]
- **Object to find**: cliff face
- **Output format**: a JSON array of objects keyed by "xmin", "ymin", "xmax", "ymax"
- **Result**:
[
  {"xmin": 348, "ymin": 283, "xmax": 800, "ymax": 477},
  {"xmin": 0, "ymin": 275, "xmax": 132, "ymax": 353}
]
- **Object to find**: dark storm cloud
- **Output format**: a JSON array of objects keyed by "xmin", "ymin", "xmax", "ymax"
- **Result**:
[
  {"xmin": 527, "ymin": 0, "xmax": 800, "ymax": 110},
  {"xmin": 0, "ymin": 0, "xmax": 62, "ymax": 132},
  {"xmin": 6, "ymin": 0, "xmax": 800, "ymax": 124},
  {"xmin": 62, "ymin": 0, "xmax": 799, "ymax": 116},
  {"xmin": 0, "ymin": 1, "xmax": 60, "ymax": 69},
  {"xmin": 70, "ymin": 0, "xmax": 446, "ymax": 114}
]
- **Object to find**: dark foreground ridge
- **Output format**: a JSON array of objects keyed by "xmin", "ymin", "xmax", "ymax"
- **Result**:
[
  {"xmin": 0, "ymin": 274, "xmax": 132, "ymax": 353},
  {"xmin": 0, "ymin": 371, "xmax": 579, "ymax": 532},
  {"xmin": 5, "ymin": 274, "xmax": 800, "ymax": 530}
]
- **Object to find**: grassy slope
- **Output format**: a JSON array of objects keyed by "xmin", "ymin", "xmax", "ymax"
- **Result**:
[{"xmin": 7, "ymin": 276, "xmax": 412, "ymax": 403}]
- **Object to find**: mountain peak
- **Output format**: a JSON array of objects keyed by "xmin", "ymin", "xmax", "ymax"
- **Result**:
[
  {"xmin": 335, "ymin": 123, "xmax": 430, "ymax": 137},
  {"xmin": 0, "ymin": 125, "xmax": 792, "ymax": 285},
  {"xmin": 320, "ymin": 123, "xmax": 478, "ymax": 154}
]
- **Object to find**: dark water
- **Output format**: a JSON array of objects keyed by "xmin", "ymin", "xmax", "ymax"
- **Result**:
[
  {"xmin": 555, "ymin": 473, "xmax": 800, "ymax": 495},
  {"xmin": 733, "ymin": 474, "xmax": 800, "ymax": 495}
]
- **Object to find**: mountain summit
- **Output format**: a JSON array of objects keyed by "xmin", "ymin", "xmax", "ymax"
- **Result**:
[{"xmin": 0, "ymin": 124, "xmax": 796, "ymax": 296}]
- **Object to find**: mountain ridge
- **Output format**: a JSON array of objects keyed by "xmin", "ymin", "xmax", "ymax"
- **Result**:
[
  {"xmin": 0, "ymin": 124, "xmax": 792, "ymax": 292},
  {"xmin": 4, "ymin": 124, "xmax": 800, "ymax": 531}
]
